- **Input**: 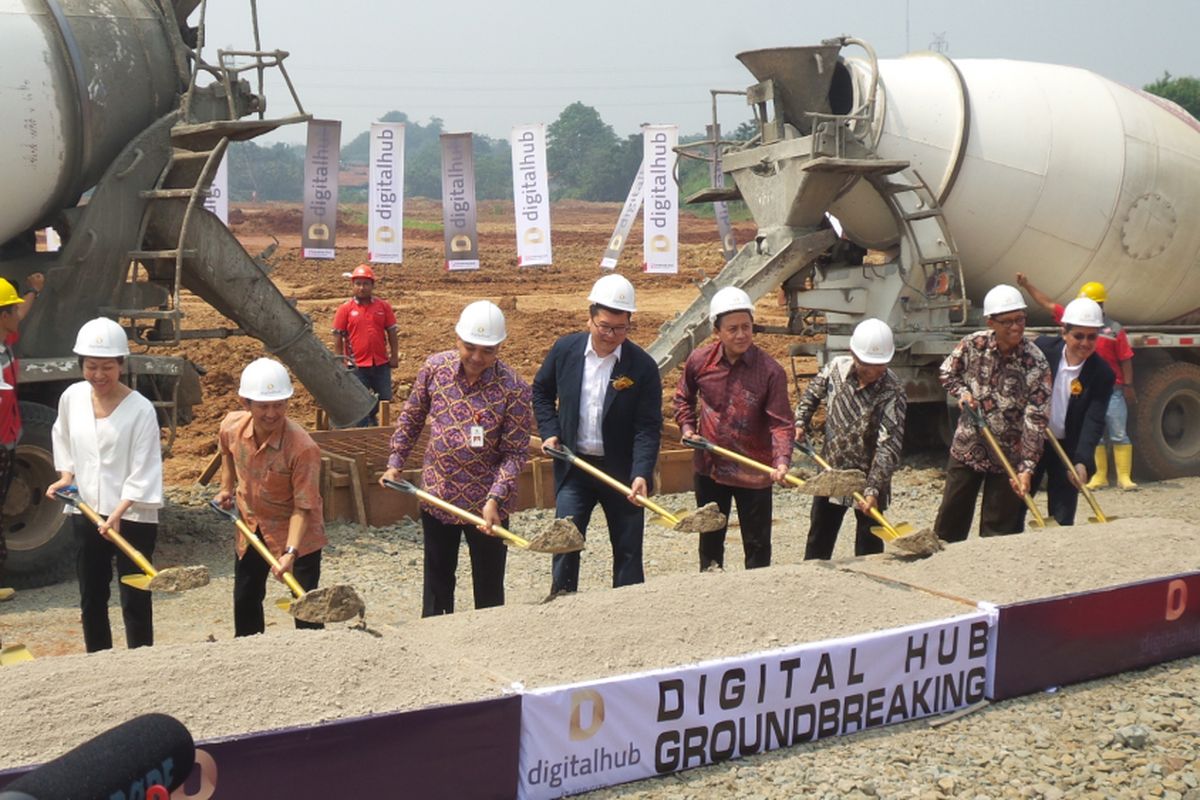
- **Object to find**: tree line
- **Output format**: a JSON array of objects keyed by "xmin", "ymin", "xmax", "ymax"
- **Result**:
[{"xmin": 226, "ymin": 74, "xmax": 1200, "ymax": 205}]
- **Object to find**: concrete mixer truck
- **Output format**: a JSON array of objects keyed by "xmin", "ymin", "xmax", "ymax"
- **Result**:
[
  {"xmin": 0, "ymin": 0, "xmax": 374, "ymax": 586},
  {"xmin": 651, "ymin": 36, "xmax": 1200, "ymax": 483}
]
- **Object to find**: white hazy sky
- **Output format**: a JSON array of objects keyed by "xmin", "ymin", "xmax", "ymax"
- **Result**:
[{"xmin": 202, "ymin": 0, "xmax": 1198, "ymax": 145}]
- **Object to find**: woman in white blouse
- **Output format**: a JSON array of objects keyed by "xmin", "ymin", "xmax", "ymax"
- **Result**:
[{"xmin": 47, "ymin": 318, "xmax": 164, "ymax": 652}]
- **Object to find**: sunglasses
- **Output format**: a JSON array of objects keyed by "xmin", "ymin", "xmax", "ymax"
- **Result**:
[
  {"xmin": 1068, "ymin": 332, "xmax": 1099, "ymax": 342},
  {"xmin": 991, "ymin": 314, "xmax": 1027, "ymax": 328}
]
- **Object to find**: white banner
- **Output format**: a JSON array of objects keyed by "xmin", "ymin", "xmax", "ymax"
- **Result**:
[
  {"xmin": 369, "ymin": 122, "xmax": 404, "ymax": 264},
  {"xmin": 511, "ymin": 124, "xmax": 552, "ymax": 266},
  {"xmin": 202, "ymin": 152, "xmax": 229, "ymax": 225},
  {"xmin": 642, "ymin": 124, "xmax": 678, "ymax": 274},
  {"xmin": 600, "ymin": 162, "xmax": 644, "ymax": 270},
  {"xmin": 518, "ymin": 612, "xmax": 991, "ymax": 799}
]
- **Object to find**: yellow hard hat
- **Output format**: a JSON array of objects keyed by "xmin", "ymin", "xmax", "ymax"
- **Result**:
[
  {"xmin": 0, "ymin": 279, "xmax": 24, "ymax": 308},
  {"xmin": 1078, "ymin": 281, "xmax": 1107, "ymax": 304}
]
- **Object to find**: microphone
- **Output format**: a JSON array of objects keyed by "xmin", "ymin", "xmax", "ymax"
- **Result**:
[{"xmin": 0, "ymin": 713, "xmax": 194, "ymax": 800}]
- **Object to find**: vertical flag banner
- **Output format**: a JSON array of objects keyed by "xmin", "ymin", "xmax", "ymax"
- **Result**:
[
  {"xmin": 302, "ymin": 119, "xmax": 341, "ymax": 260},
  {"xmin": 510, "ymin": 123, "xmax": 552, "ymax": 267},
  {"xmin": 642, "ymin": 124, "xmax": 678, "ymax": 274},
  {"xmin": 600, "ymin": 162, "xmax": 644, "ymax": 270},
  {"xmin": 369, "ymin": 122, "xmax": 405, "ymax": 264},
  {"xmin": 203, "ymin": 152, "xmax": 229, "ymax": 225},
  {"xmin": 708, "ymin": 124, "xmax": 737, "ymax": 262},
  {"xmin": 440, "ymin": 132, "xmax": 480, "ymax": 271}
]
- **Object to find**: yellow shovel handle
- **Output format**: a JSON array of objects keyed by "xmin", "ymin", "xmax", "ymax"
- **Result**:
[
  {"xmin": 563, "ymin": 455, "xmax": 679, "ymax": 524},
  {"xmin": 232, "ymin": 516, "xmax": 308, "ymax": 599},
  {"xmin": 978, "ymin": 425, "xmax": 1046, "ymax": 528},
  {"xmin": 804, "ymin": 448, "xmax": 902, "ymax": 537},
  {"xmin": 1045, "ymin": 435, "xmax": 1107, "ymax": 523},
  {"xmin": 705, "ymin": 442, "xmax": 805, "ymax": 488},
  {"xmin": 75, "ymin": 500, "xmax": 158, "ymax": 578},
  {"xmin": 402, "ymin": 484, "xmax": 531, "ymax": 549}
]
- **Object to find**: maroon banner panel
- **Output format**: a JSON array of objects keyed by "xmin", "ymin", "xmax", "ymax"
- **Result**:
[
  {"xmin": 0, "ymin": 696, "xmax": 521, "ymax": 800},
  {"xmin": 991, "ymin": 573, "xmax": 1200, "ymax": 701}
]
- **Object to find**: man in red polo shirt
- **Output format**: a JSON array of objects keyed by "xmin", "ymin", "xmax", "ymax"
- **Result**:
[
  {"xmin": 332, "ymin": 264, "xmax": 398, "ymax": 426},
  {"xmin": 0, "ymin": 276, "xmax": 37, "ymax": 601}
]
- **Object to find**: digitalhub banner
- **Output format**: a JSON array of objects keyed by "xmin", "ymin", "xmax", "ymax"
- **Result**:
[
  {"xmin": 203, "ymin": 152, "xmax": 229, "ymax": 225},
  {"xmin": 600, "ymin": 161, "xmax": 644, "ymax": 270},
  {"xmin": 708, "ymin": 124, "xmax": 736, "ymax": 262},
  {"xmin": 519, "ymin": 612, "xmax": 991, "ymax": 799},
  {"xmin": 642, "ymin": 124, "xmax": 678, "ymax": 274},
  {"xmin": 369, "ymin": 121, "xmax": 404, "ymax": 264},
  {"xmin": 441, "ymin": 132, "xmax": 480, "ymax": 271},
  {"xmin": 302, "ymin": 119, "xmax": 341, "ymax": 260},
  {"xmin": 511, "ymin": 123, "xmax": 552, "ymax": 266}
]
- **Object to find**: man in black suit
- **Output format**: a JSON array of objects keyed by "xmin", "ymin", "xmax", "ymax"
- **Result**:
[
  {"xmin": 1033, "ymin": 297, "xmax": 1115, "ymax": 525},
  {"xmin": 532, "ymin": 274, "xmax": 663, "ymax": 594}
]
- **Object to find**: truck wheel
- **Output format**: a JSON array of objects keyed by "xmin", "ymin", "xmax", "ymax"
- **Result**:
[
  {"xmin": 1131, "ymin": 362, "xmax": 1200, "ymax": 480},
  {"xmin": 3, "ymin": 402, "xmax": 74, "ymax": 588}
]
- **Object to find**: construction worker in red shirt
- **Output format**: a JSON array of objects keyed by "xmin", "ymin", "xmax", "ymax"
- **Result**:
[
  {"xmin": 1017, "ymin": 274, "xmax": 1137, "ymax": 490},
  {"xmin": 332, "ymin": 264, "xmax": 399, "ymax": 427},
  {"xmin": 0, "ymin": 275, "xmax": 39, "ymax": 602}
]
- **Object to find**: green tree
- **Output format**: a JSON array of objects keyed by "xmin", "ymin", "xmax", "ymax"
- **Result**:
[
  {"xmin": 546, "ymin": 102, "xmax": 625, "ymax": 201},
  {"xmin": 1144, "ymin": 72, "xmax": 1200, "ymax": 120},
  {"xmin": 227, "ymin": 141, "xmax": 304, "ymax": 201}
]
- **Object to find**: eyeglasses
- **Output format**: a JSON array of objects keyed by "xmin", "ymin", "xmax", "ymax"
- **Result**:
[
  {"xmin": 990, "ymin": 314, "xmax": 1027, "ymax": 328},
  {"xmin": 593, "ymin": 322, "xmax": 632, "ymax": 336},
  {"xmin": 1068, "ymin": 332, "xmax": 1098, "ymax": 342}
]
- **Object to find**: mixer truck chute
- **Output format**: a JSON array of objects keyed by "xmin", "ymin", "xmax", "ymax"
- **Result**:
[
  {"xmin": 0, "ymin": 0, "xmax": 374, "ymax": 587},
  {"xmin": 651, "ymin": 36, "xmax": 1200, "ymax": 483}
]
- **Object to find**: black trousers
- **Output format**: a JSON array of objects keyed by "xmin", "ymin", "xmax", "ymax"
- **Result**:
[
  {"xmin": 74, "ymin": 515, "xmax": 156, "ymax": 652},
  {"xmin": 0, "ymin": 446, "xmax": 12, "ymax": 581},
  {"xmin": 234, "ymin": 543, "xmax": 323, "ymax": 637},
  {"xmin": 805, "ymin": 496, "xmax": 884, "ymax": 559},
  {"xmin": 1032, "ymin": 442, "xmax": 1080, "ymax": 526},
  {"xmin": 694, "ymin": 473, "xmax": 773, "ymax": 570},
  {"xmin": 935, "ymin": 456, "xmax": 1027, "ymax": 542},
  {"xmin": 552, "ymin": 456, "xmax": 645, "ymax": 593},
  {"xmin": 421, "ymin": 511, "xmax": 508, "ymax": 617}
]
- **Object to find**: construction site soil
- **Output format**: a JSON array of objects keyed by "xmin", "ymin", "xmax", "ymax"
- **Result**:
[{"xmin": 2, "ymin": 201, "xmax": 1198, "ymax": 797}]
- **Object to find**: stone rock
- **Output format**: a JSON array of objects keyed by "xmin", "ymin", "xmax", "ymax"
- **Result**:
[{"xmin": 1115, "ymin": 724, "xmax": 1151, "ymax": 749}]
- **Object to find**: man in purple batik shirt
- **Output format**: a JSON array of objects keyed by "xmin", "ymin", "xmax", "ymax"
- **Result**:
[{"xmin": 380, "ymin": 301, "xmax": 533, "ymax": 616}]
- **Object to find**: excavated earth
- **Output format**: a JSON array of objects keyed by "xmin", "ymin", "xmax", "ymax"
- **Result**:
[{"xmin": 2, "ymin": 202, "xmax": 1198, "ymax": 797}]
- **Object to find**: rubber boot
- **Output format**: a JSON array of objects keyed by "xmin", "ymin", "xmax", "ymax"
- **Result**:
[
  {"xmin": 1114, "ymin": 444, "xmax": 1138, "ymax": 490},
  {"xmin": 1085, "ymin": 445, "xmax": 1108, "ymax": 490}
]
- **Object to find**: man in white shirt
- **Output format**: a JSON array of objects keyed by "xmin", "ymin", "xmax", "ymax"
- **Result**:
[{"xmin": 532, "ymin": 275, "xmax": 663, "ymax": 595}]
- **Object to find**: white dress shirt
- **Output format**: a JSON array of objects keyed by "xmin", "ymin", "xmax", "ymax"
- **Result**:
[
  {"xmin": 52, "ymin": 381, "xmax": 164, "ymax": 522},
  {"xmin": 575, "ymin": 337, "xmax": 622, "ymax": 456},
  {"xmin": 1049, "ymin": 351, "xmax": 1085, "ymax": 439}
]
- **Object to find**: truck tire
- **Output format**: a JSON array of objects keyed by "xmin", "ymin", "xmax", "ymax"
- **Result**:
[
  {"xmin": 3, "ymin": 402, "xmax": 74, "ymax": 588},
  {"xmin": 1131, "ymin": 362, "xmax": 1200, "ymax": 480}
]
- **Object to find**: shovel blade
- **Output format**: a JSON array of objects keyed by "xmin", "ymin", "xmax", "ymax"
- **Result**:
[
  {"xmin": 1087, "ymin": 515, "xmax": 1117, "ymax": 524},
  {"xmin": 120, "ymin": 574, "xmax": 154, "ymax": 591},
  {"xmin": 869, "ymin": 525, "xmax": 901, "ymax": 542},
  {"xmin": 275, "ymin": 596, "xmax": 295, "ymax": 613},
  {"xmin": 1, "ymin": 643, "xmax": 34, "ymax": 666}
]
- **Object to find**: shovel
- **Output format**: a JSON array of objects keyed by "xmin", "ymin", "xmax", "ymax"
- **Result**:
[
  {"xmin": 791, "ymin": 440, "xmax": 935, "ymax": 550},
  {"xmin": 961, "ymin": 404, "xmax": 1048, "ymax": 529},
  {"xmin": 208, "ymin": 501, "xmax": 365, "ymax": 623},
  {"xmin": 54, "ymin": 488, "xmax": 210, "ymax": 592},
  {"xmin": 1044, "ymin": 434, "xmax": 1112, "ymax": 524},
  {"xmin": 0, "ymin": 641, "xmax": 34, "ymax": 666},
  {"xmin": 382, "ymin": 478, "xmax": 584, "ymax": 554},
  {"xmin": 680, "ymin": 436, "xmax": 810, "ymax": 489},
  {"xmin": 542, "ymin": 443, "xmax": 727, "ymax": 533}
]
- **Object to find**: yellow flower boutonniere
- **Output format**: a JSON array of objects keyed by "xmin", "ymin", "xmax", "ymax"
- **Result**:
[
  {"xmin": 612, "ymin": 375, "xmax": 635, "ymax": 391},
  {"xmin": 1070, "ymin": 379, "xmax": 1083, "ymax": 396}
]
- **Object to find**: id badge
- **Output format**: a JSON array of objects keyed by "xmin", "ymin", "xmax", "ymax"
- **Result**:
[{"xmin": 470, "ymin": 425, "xmax": 485, "ymax": 449}]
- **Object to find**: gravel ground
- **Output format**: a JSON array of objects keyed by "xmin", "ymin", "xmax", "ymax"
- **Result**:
[{"xmin": 1, "ymin": 455, "xmax": 1198, "ymax": 797}]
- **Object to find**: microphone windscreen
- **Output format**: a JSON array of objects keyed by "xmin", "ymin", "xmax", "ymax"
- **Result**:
[{"xmin": 5, "ymin": 713, "xmax": 194, "ymax": 800}]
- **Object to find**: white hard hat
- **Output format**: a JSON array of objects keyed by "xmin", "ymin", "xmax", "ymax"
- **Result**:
[
  {"xmin": 982, "ymin": 284, "xmax": 1027, "ymax": 317},
  {"xmin": 849, "ymin": 318, "xmax": 895, "ymax": 364},
  {"xmin": 708, "ymin": 286, "xmax": 754, "ymax": 325},
  {"xmin": 1061, "ymin": 297, "xmax": 1104, "ymax": 328},
  {"xmin": 455, "ymin": 300, "xmax": 507, "ymax": 346},
  {"xmin": 587, "ymin": 274, "xmax": 636, "ymax": 313},
  {"xmin": 73, "ymin": 317, "xmax": 130, "ymax": 358},
  {"xmin": 238, "ymin": 358, "xmax": 294, "ymax": 401}
]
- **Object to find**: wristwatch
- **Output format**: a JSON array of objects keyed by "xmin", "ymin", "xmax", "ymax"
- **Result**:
[{"xmin": 284, "ymin": 546, "xmax": 300, "ymax": 557}]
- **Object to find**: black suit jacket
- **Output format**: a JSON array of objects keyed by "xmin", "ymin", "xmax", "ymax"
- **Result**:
[
  {"xmin": 532, "ymin": 331, "xmax": 663, "ymax": 490},
  {"xmin": 1035, "ymin": 335, "xmax": 1115, "ymax": 473}
]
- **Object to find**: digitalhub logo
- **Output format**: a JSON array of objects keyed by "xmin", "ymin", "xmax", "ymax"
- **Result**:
[{"xmin": 525, "ymin": 689, "xmax": 642, "ymax": 790}]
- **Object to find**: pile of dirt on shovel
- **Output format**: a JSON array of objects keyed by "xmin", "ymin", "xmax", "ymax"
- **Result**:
[{"xmin": 1, "ymin": 517, "xmax": 1195, "ymax": 770}]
